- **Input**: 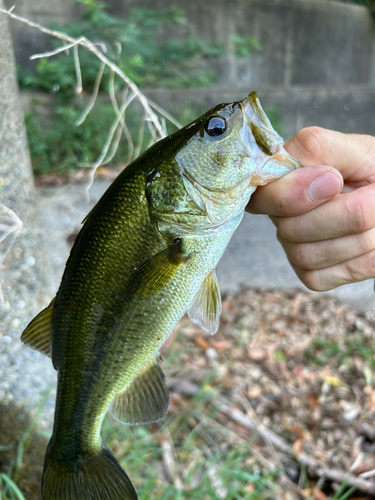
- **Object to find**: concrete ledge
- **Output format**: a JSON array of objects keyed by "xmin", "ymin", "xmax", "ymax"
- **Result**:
[{"xmin": 21, "ymin": 86, "xmax": 375, "ymax": 141}]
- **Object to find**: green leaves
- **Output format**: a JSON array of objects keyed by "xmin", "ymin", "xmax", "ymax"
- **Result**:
[
  {"xmin": 25, "ymin": 102, "xmax": 131, "ymax": 174},
  {"xmin": 18, "ymin": 2, "xmax": 224, "ymax": 92},
  {"xmin": 232, "ymin": 35, "xmax": 261, "ymax": 58}
]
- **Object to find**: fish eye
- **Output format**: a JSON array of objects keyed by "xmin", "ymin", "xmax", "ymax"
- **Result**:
[{"xmin": 205, "ymin": 116, "xmax": 227, "ymax": 137}]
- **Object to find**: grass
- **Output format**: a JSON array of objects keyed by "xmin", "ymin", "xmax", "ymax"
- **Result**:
[
  {"xmin": 0, "ymin": 474, "xmax": 25, "ymax": 500},
  {"xmin": 0, "ymin": 387, "xmax": 53, "ymax": 500},
  {"xmin": 101, "ymin": 397, "xmax": 281, "ymax": 499},
  {"xmin": 305, "ymin": 334, "xmax": 375, "ymax": 369},
  {"xmin": 0, "ymin": 314, "xmax": 366, "ymax": 500},
  {"xmin": 0, "ymin": 390, "xmax": 359, "ymax": 500}
]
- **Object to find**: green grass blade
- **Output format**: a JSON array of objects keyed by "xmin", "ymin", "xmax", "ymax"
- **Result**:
[
  {"xmin": 0, "ymin": 473, "xmax": 25, "ymax": 500},
  {"xmin": 331, "ymin": 483, "xmax": 357, "ymax": 500},
  {"xmin": 11, "ymin": 384, "xmax": 55, "ymax": 482}
]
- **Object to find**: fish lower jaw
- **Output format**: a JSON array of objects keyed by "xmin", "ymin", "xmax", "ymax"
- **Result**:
[{"xmin": 250, "ymin": 149, "xmax": 302, "ymax": 186}]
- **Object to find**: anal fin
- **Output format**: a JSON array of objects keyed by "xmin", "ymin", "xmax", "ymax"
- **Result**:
[
  {"xmin": 21, "ymin": 297, "xmax": 56, "ymax": 357},
  {"xmin": 188, "ymin": 269, "xmax": 222, "ymax": 335},
  {"xmin": 109, "ymin": 356, "xmax": 169, "ymax": 425}
]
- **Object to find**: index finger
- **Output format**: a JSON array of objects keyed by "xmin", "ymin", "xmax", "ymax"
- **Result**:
[
  {"xmin": 247, "ymin": 126, "xmax": 374, "ymax": 216},
  {"xmin": 247, "ymin": 164, "xmax": 343, "ymax": 217},
  {"xmin": 284, "ymin": 127, "xmax": 375, "ymax": 182}
]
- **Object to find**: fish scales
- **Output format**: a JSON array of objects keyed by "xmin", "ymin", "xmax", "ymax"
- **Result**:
[{"xmin": 21, "ymin": 92, "xmax": 302, "ymax": 499}]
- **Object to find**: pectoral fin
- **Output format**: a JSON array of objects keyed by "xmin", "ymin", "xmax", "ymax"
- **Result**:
[
  {"xmin": 21, "ymin": 297, "xmax": 56, "ymax": 358},
  {"xmin": 128, "ymin": 239, "xmax": 188, "ymax": 297},
  {"xmin": 188, "ymin": 269, "xmax": 222, "ymax": 335},
  {"xmin": 109, "ymin": 356, "xmax": 169, "ymax": 425}
]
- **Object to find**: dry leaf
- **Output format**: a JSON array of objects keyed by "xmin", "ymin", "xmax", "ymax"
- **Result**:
[
  {"xmin": 211, "ymin": 340, "xmax": 232, "ymax": 350},
  {"xmin": 193, "ymin": 337, "xmax": 211, "ymax": 350},
  {"xmin": 293, "ymin": 437, "xmax": 304, "ymax": 456}
]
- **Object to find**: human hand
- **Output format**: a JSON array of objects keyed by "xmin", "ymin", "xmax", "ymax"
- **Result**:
[{"xmin": 247, "ymin": 127, "xmax": 375, "ymax": 291}]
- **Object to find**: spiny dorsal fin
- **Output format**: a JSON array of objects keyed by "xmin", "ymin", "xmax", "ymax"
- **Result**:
[
  {"xmin": 21, "ymin": 297, "xmax": 56, "ymax": 358},
  {"xmin": 128, "ymin": 239, "xmax": 188, "ymax": 297},
  {"xmin": 109, "ymin": 356, "xmax": 169, "ymax": 425},
  {"xmin": 188, "ymin": 269, "xmax": 222, "ymax": 335}
]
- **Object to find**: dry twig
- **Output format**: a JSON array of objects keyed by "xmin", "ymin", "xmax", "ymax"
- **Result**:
[
  {"xmin": 169, "ymin": 378, "xmax": 375, "ymax": 494},
  {"xmin": 0, "ymin": 6, "xmax": 183, "ymax": 192},
  {"xmin": 160, "ymin": 429, "xmax": 183, "ymax": 490}
]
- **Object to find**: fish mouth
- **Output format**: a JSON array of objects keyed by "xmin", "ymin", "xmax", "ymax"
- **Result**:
[{"xmin": 241, "ymin": 91, "xmax": 302, "ymax": 185}]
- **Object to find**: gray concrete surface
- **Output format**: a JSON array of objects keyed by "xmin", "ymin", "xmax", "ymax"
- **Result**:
[
  {"xmin": 0, "ymin": 1, "xmax": 54, "ymax": 425},
  {"xmin": 21, "ymin": 86, "xmax": 375, "ymax": 149},
  {"xmin": 142, "ymin": 86, "xmax": 375, "ymax": 141},
  {"xmin": 38, "ymin": 180, "xmax": 375, "ymax": 313},
  {"xmin": 4, "ymin": 0, "xmax": 375, "ymax": 87}
]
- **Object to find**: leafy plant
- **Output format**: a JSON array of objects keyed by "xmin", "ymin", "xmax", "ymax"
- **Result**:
[
  {"xmin": 17, "ymin": 0, "xmax": 263, "ymax": 176},
  {"xmin": 306, "ymin": 334, "xmax": 375, "ymax": 368},
  {"xmin": 24, "ymin": 98, "xmax": 208, "ymax": 175},
  {"xmin": 18, "ymin": 2, "xmax": 224, "ymax": 93},
  {"xmin": 327, "ymin": 0, "xmax": 375, "ymax": 14},
  {"xmin": 25, "ymin": 101, "xmax": 133, "ymax": 174},
  {"xmin": 232, "ymin": 35, "xmax": 261, "ymax": 58}
]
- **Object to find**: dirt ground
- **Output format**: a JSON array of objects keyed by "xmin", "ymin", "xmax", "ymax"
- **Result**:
[{"xmin": 1, "ymin": 287, "xmax": 375, "ymax": 499}]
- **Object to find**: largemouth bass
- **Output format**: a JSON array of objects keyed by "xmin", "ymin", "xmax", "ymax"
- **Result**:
[{"xmin": 22, "ymin": 92, "xmax": 301, "ymax": 500}]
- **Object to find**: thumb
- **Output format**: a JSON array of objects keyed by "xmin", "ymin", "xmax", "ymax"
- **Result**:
[{"xmin": 246, "ymin": 164, "xmax": 343, "ymax": 216}]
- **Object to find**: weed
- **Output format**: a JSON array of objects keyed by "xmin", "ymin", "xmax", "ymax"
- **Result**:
[
  {"xmin": 25, "ymin": 100, "xmax": 134, "ymax": 175},
  {"xmin": 306, "ymin": 334, "xmax": 375, "ymax": 369},
  {"xmin": 17, "ymin": 3, "xmax": 224, "ymax": 94}
]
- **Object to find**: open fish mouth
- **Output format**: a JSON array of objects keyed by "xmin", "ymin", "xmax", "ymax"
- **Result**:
[{"xmin": 241, "ymin": 91, "xmax": 302, "ymax": 186}]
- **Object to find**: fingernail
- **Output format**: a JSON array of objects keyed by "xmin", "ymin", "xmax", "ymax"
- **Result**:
[{"xmin": 307, "ymin": 172, "xmax": 342, "ymax": 202}]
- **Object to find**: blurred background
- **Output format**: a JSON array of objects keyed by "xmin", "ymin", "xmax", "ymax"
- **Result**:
[
  {"xmin": 7, "ymin": 0, "xmax": 375, "ymax": 139},
  {"xmin": 1, "ymin": 1, "xmax": 375, "ymax": 499}
]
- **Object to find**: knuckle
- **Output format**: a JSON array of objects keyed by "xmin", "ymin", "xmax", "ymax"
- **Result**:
[
  {"xmin": 275, "ymin": 216, "xmax": 308, "ymax": 243},
  {"xmin": 274, "ymin": 219, "xmax": 291, "ymax": 240},
  {"xmin": 357, "ymin": 229, "xmax": 375, "ymax": 255},
  {"xmin": 344, "ymin": 195, "xmax": 372, "ymax": 233},
  {"xmin": 298, "ymin": 269, "xmax": 325, "ymax": 291},
  {"xmin": 359, "ymin": 135, "xmax": 375, "ymax": 165},
  {"xmin": 293, "ymin": 127, "xmax": 325, "ymax": 164},
  {"xmin": 289, "ymin": 243, "xmax": 311, "ymax": 269},
  {"xmin": 341, "ymin": 260, "xmax": 366, "ymax": 284}
]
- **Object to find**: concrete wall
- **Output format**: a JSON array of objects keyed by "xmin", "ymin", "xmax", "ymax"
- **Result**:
[
  {"xmin": 3, "ymin": 0, "xmax": 82, "ymax": 68},
  {"xmin": 138, "ymin": 86, "xmax": 375, "ymax": 139},
  {"xmin": 5, "ymin": 0, "xmax": 375, "ymax": 138},
  {"xmin": 21, "ymin": 86, "xmax": 375, "ymax": 141},
  {"xmin": 111, "ymin": 0, "xmax": 375, "ymax": 88},
  {"xmin": 4, "ymin": 0, "xmax": 375, "ymax": 87}
]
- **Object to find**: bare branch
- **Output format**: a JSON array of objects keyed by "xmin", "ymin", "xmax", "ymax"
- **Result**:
[
  {"xmin": 85, "ymin": 91, "xmax": 137, "ymax": 192},
  {"xmin": 161, "ymin": 430, "xmax": 183, "ymax": 490},
  {"xmin": 168, "ymin": 378, "xmax": 375, "ymax": 495},
  {"xmin": 76, "ymin": 61, "xmax": 105, "ymax": 126},
  {"xmin": 108, "ymin": 71, "xmax": 134, "ymax": 161},
  {"xmin": 30, "ymin": 38, "xmax": 85, "ymax": 60},
  {"xmin": 0, "ymin": 5, "xmax": 184, "ymax": 189},
  {"xmin": 0, "ymin": 8, "xmax": 165, "ymax": 136},
  {"xmin": 147, "ymin": 97, "xmax": 182, "ymax": 129},
  {"xmin": 73, "ymin": 45, "xmax": 82, "ymax": 94},
  {"xmin": 0, "ymin": 205, "xmax": 23, "ymax": 250}
]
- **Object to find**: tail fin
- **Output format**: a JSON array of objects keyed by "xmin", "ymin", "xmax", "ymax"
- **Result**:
[{"xmin": 42, "ymin": 445, "xmax": 138, "ymax": 500}]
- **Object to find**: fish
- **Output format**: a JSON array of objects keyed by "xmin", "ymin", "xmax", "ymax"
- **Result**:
[{"xmin": 21, "ymin": 91, "xmax": 301, "ymax": 500}]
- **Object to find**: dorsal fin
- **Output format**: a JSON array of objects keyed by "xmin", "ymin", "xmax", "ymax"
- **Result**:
[
  {"xmin": 109, "ymin": 356, "xmax": 169, "ymax": 425},
  {"xmin": 188, "ymin": 269, "xmax": 222, "ymax": 335},
  {"xmin": 21, "ymin": 297, "xmax": 56, "ymax": 357}
]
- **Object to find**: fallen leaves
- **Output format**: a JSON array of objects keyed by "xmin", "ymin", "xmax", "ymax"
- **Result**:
[{"xmin": 165, "ymin": 288, "xmax": 375, "ymax": 497}]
